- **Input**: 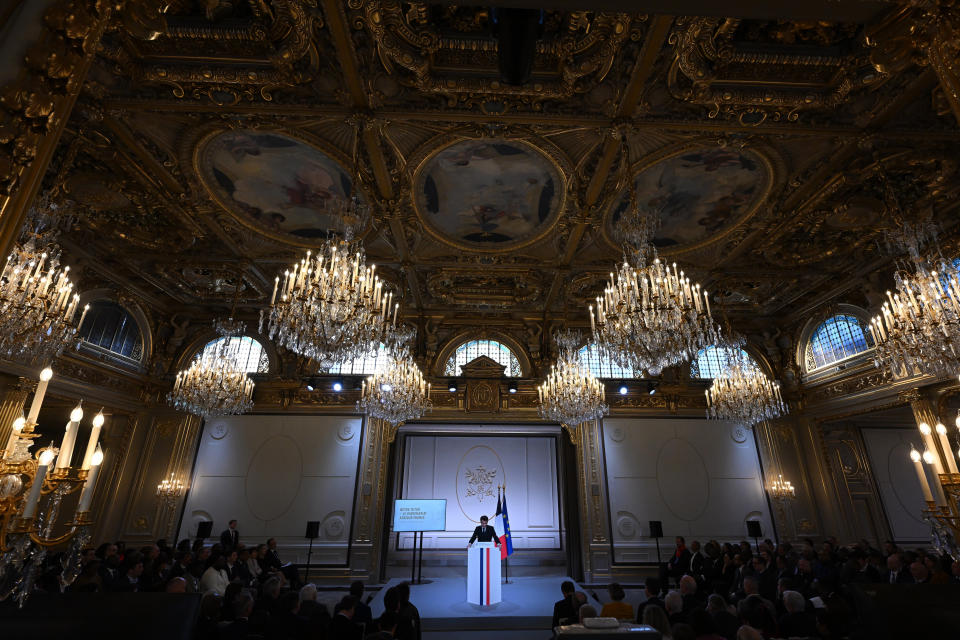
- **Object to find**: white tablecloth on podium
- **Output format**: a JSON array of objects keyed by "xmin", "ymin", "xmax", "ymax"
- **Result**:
[{"xmin": 467, "ymin": 542, "xmax": 501, "ymax": 605}]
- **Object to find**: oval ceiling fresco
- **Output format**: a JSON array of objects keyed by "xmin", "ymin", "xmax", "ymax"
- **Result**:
[
  {"xmin": 605, "ymin": 146, "xmax": 771, "ymax": 253},
  {"xmin": 413, "ymin": 138, "xmax": 565, "ymax": 251},
  {"xmin": 197, "ymin": 130, "xmax": 358, "ymax": 244}
]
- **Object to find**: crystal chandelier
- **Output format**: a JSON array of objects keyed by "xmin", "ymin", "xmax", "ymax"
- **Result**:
[
  {"xmin": 538, "ymin": 331, "xmax": 608, "ymax": 436},
  {"xmin": 705, "ymin": 349, "xmax": 787, "ymax": 426},
  {"xmin": 167, "ymin": 318, "xmax": 255, "ymax": 418},
  {"xmin": 590, "ymin": 257, "xmax": 720, "ymax": 376},
  {"xmin": 869, "ymin": 249, "xmax": 960, "ymax": 379},
  {"xmin": 261, "ymin": 235, "xmax": 401, "ymax": 368},
  {"xmin": 356, "ymin": 352, "xmax": 432, "ymax": 427},
  {"xmin": 0, "ymin": 197, "xmax": 88, "ymax": 365}
]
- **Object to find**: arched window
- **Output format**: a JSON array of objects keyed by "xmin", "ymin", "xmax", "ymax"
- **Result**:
[
  {"xmin": 198, "ymin": 336, "xmax": 269, "ymax": 373},
  {"xmin": 78, "ymin": 301, "xmax": 144, "ymax": 362},
  {"xmin": 328, "ymin": 344, "xmax": 391, "ymax": 375},
  {"xmin": 805, "ymin": 314, "xmax": 874, "ymax": 371},
  {"xmin": 444, "ymin": 339, "xmax": 522, "ymax": 376},
  {"xmin": 691, "ymin": 345, "xmax": 758, "ymax": 379},
  {"xmin": 578, "ymin": 344, "xmax": 639, "ymax": 379}
]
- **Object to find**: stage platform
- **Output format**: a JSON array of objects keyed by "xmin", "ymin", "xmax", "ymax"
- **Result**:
[{"xmin": 370, "ymin": 570, "xmax": 602, "ymax": 637}]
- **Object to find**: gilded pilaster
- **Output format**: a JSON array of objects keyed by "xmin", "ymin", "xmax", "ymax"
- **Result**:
[
  {"xmin": 576, "ymin": 420, "xmax": 612, "ymax": 582},
  {"xmin": 349, "ymin": 417, "xmax": 392, "ymax": 580},
  {"xmin": 0, "ymin": 374, "xmax": 31, "ymax": 447}
]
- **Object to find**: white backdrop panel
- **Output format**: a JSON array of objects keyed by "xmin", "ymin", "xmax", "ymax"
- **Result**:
[
  {"xmin": 604, "ymin": 417, "xmax": 772, "ymax": 561},
  {"xmin": 862, "ymin": 428, "xmax": 931, "ymax": 542},
  {"xmin": 177, "ymin": 414, "xmax": 362, "ymax": 565},
  {"xmin": 399, "ymin": 435, "xmax": 559, "ymax": 549}
]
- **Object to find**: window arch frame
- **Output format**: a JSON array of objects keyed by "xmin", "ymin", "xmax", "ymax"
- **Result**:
[
  {"xmin": 433, "ymin": 331, "xmax": 531, "ymax": 378},
  {"xmin": 175, "ymin": 329, "xmax": 278, "ymax": 377},
  {"xmin": 577, "ymin": 342, "xmax": 642, "ymax": 379},
  {"xmin": 74, "ymin": 292, "xmax": 152, "ymax": 369},
  {"xmin": 798, "ymin": 304, "xmax": 875, "ymax": 376},
  {"xmin": 690, "ymin": 343, "xmax": 768, "ymax": 380},
  {"xmin": 196, "ymin": 335, "xmax": 271, "ymax": 374}
]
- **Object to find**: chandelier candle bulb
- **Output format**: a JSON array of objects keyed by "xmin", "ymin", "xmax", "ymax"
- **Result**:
[
  {"xmin": 81, "ymin": 411, "xmax": 105, "ymax": 471},
  {"xmin": 923, "ymin": 450, "xmax": 949, "ymax": 505},
  {"xmin": 911, "ymin": 448, "xmax": 934, "ymax": 503},
  {"xmin": 918, "ymin": 423, "xmax": 945, "ymax": 474},
  {"xmin": 935, "ymin": 423, "xmax": 959, "ymax": 473},
  {"xmin": 76, "ymin": 446, "xmax": 103, "ymax": 514},
  {"xmin": 4, "ymin": 415, "xmax": 25, "ymax": 459},
  {"xmin": 22, "ymin": 447, "xmax": 55, "ymax": 519},
  {"xmin": 26, "ymin": 367, "xmax": 53, "ymax": 425}
]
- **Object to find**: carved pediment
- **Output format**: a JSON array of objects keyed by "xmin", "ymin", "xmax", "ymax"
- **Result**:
[{"xmin": 459, "ymin": 355, "xmax": 506, "ymax": 378}]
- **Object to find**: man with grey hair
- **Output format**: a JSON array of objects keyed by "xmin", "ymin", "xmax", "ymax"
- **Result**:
[
  {"xmin": 664, "ymin": 590, "xmax": 685, "ymax": 625},
  {"xmin": 679, "ymin": 574, "xmax": 703, "ymax": 612},
  {"xmin": 778, "ymin": 590, "xmax": 816, "ymax": 638},
  {"xmin": 707, "ymin": 594, "xmax": 739, "ymax": 640},
  {"xmin": 578, "ymin": 604, "xmax": 598, "ymax": 623},
  {"xmin": 222, "ymin": 591, "xmax": 254, "ymax": 639}
]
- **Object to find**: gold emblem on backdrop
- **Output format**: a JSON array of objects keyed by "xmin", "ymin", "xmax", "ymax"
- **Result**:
[{"xmin": 456, "ymin": 445, "xmax": 506, "ymax": 523}]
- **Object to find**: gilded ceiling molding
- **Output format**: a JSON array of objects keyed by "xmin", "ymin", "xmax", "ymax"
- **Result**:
[{"xmin": 348, "ymin": 1, "xmax": 643, "ymax": 108}]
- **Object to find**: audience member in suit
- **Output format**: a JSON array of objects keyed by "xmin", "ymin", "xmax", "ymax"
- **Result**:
[
  {"xmin": 350, "ymin": 579, "xmax": 373, "ymax": 627},
  {"xmin": 224, "ymin": 550, "xmax": 240, "ymax": 582},
  {"xmin": 670, "ymin": 536, "xmax": 692, "ymax": 579},
  {"xmin": 370, "ymin": 611, "xmax": 399, "ymax": 640},
  {"xmin": 641, "ymin": 605, "xmax": 672, "ymax": 640},
  {"xmin": 552, "ymin": 580, "xmax": 579, "ymax": 628},
  {"xmin": 272, "ymin": 591, "xmax": 309, "ymax": 640},
  {"xmin": 396, "ymin": 582, "xmax": 422, "ymax": 640},
  {"xmin": 196, "ymin": 592, "xmax": 223, "ymax": 640},
  {"xmin": 778, "ymin": 590, "xmax": 818, "ymax": 638},
  {"xmin": 169, "ymin": 551, "xmax": 192, "ymax": 579},
  {"xmin": 910, "ymin": 560, "xmax": 930, "ymax": 584},
  {"xmin": 706, "ymin": 594, "xmax": 739, "ymax": 640},
  {"xmin": 664, "ymin": 590, "xmax": 686, "ymax": 625},
  {"xmin": 737, "ymin": 595, "xmax": 777, "ymax": 639},
  {"xmin": 678, "ymin": 575, "xmax": 703, "ymax": 613},
  {"xmin": 298, "ymin": 583, "xmax": 331, "ymax": 637},
  {"xmin": 752, "ymin": 555, "xmax": 778, "ymax": 602},
  {"xmin": 220, "ymin": 519, "xmax": 240, "ymax": 551},
  {"xmin": 689, "ymin": 540, "xmax": 705, "ymax": 581},
  {"xmin": 330, "ymin": 595, "xmax": 363, "ymax": 639},
  {"xmin": 886, "ymin": 554, "xmax": 912, "ymax": 584},
  {"xmin": 263, "ymin": 538, "xmax": 283, "ymax": 572},
  {"xmin": 109, "ymin": 553, "xmax": 143, "ymax": 592},
  {"xmin": 636, "ymin": 576, "xmax": 664, "ymax": 623},
  {"xmin": 234, "ymin": 548, "xmax": 253, "ymax": 585},
  {"xmin": 220, "ymin": 592, "xmax": 254, "ymax": 640},
  {"xmin": 70, "ymin": 560, "xmax": 103, "ymax": 593},
  {"xmin": 381, "ymin": 586, "xmax": 415, "ymax": 640}
]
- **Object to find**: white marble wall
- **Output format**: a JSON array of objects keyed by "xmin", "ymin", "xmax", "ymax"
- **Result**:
[
  {"xmin": 861, "ymin": 428, "xmax": 931, "ymax": 542},
  {"xmin": 399, "ymin": 435, "xmax": 560, "ymax": 549},
  {"xmin": 177, "ymin": 414, "xmax": 362, "ymax": 564},
  {"xmin": 603, "ymin": 417, "xmax": 772, "ymax": 562}
]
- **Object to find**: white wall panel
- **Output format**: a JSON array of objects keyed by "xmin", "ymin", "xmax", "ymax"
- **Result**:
[
  {"xmin": 862, "ymin": 428, "xmax": 931, "ymax": 542},
  {"xmin": 178, "ymin": 414, "xmax": 362, "ymax": 565},
  {"xmin": 603, "ymin": 417, "xmax": 772, "ymax": 561},
  {"xmin": 400, "ymin": 435, "xmax": 559, "ymax": 548}
]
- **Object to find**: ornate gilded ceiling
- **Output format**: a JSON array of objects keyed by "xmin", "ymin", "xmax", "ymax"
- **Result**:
[{"xmin": 44, "ymin": 1, "xmax": 960, "ymax": 377}]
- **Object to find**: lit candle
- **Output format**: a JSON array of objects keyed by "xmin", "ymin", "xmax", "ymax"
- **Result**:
[
  {"xmin": 26, "ymin": 367, "xmax": 53, "ymax": 425},
  {"xmin": 923, "ymin": 450, "xmax": 948, "ymax": 505},
  {"xmin": 4, "ymin": 416, "xmax": 25, "ymax": 459},
  {"xmin": 935, "ymin": 423, "xmax": 959, "ymax": 473},
  {"xmin": 56, "ymin": 403, "xmax": 83, "ymax": 469},
  {"xmin": 81, "ymin": 411, "xmax": 105, "ymax": 471},
  {"xmin": 22, "ymin": 447, "xmax": 56, "ymax": 519},
  {"xmin": 911, "ymin": 448, "xmax": 934, "ymax": 503},
  {"xmin": 77, "ymin": 446, "xmax": 103, "ymax": 513},
  {"xmin": 918, "ymin": 423, "xmax": 945, "ymax": 474}
]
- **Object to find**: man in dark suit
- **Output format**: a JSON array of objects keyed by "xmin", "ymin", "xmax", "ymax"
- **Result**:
[
  {"xmin": 669, "ymin": 536, "xmax": 691, "ymax": 580},
  {"xmin": 220, "ymin": 519, "xmax": 240, "ymax": 551},
  {"xmin": 552, "ymin": 580, "xmax": 579, "ymax": 628},
  {"xmin": 886, "ymin": 554, "xmax": 912, "ymax": 584},
  {"xmin": 467, "ymin": 515, "xmax": 500, "ymax": 546},
  {"xmin": 636, "ymin": 577, "xmax": 664, "ymax": 623},
  {"xmin": 331, "ymin": 595, "xmax": 363, "ymax": 639}
]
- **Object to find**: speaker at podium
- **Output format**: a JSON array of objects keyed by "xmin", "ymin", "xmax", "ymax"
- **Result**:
[{"xmin": 467, "ymin": 542, "xmax": 501, "ymax": 606}]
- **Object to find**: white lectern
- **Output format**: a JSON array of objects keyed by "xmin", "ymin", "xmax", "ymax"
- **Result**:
[{"xmin": 467, "ymin": 542, "xmax": 501, "ymax": 605}]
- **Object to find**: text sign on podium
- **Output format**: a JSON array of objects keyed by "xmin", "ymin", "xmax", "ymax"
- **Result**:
[{"xmin": 467, "ymin": 542, "xmax": 501, "ymax": 606}]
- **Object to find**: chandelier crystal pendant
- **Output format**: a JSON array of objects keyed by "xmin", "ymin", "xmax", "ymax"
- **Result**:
[
  {"xmin": 0, "ymin": 197, "xmax": 88, "ymax": 365},
  {"xmin": 356, "ymin": 352, "xmax": 432, "ymax": 427},
  {"xmin": 261, "ymin": 235, "xmax": 401, "ymax": 368},
  {"xmin": 705, "ymin": 350, "xmax": 787, "ymax": 427},
  {"xmin": 769, "ymin": 474, "xmax": 796, "ymax": 500},
  {"xmin": 537, "ymin": 331, "xmax": 608, "ymax": 432},
  {"xmin": 869, "ymin": 252, "xmax": 960, "ymax": 379},
  {"xmin": 167, "ymin": 319, "xmax": 255, "ymax": 418}
]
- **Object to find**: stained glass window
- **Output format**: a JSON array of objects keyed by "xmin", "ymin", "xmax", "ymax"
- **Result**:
[
  {"xmin": 328, "ymin": 344, "xmax": 391, "ymax": 375},
  {"xmin": 78, "ymin": 301, "xmax": 144, "ymax": 362},
  {"xmin": 805, "ymin": 314, "xmax": 874, "ymax": 371},
  {"xmin": 691, "ymin": 345, "xmax": 757, "ymax": 379},
  {"xmin": 444, "ymin": 339, "xmax": 522, "ymax": 376},
  {"xmin": 578, "ymin": 344, "xmax": 639, "ymax": 379},
  {"xmin": 198, "ymin": 336, "xmax": 269, "ymax": 373}
]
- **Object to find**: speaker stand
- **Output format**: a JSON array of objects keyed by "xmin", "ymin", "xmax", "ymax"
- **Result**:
[{"xmin": 304, "ymin": 537, "xmax": 314, "ymax": 584}]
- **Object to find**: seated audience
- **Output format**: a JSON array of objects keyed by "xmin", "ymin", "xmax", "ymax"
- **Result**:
[
  {"xmin": 552, "ymin": 580, "xmax": 579, "ymax": 628},
  {"xmin": 351, "ymin": 579, "xmax": 374, "ymax": 627},
  {"xmin": 579, "ymin": 604, "xmax": 598, "ymax": 623},
  {"xmin": 637, "ymin": 576, "xmax": 664, "ymax": 622},
  {"xmin": 643, "ymin": 605, "xmax": 673, "ymax": 640},
  {"xmin": 665, "ymin": 590, "xmax": 686, "ymax": 625},
  {"xmin": 331, "ymin": 594, "xmax": 362, "ymax": 639},
  {"xmin": 778, "ymin": 590, "xmax": 818, "ymax": 638},
  {"xmin": 599, "ymin": 582, "xmax": 634, "ymax": 620}
]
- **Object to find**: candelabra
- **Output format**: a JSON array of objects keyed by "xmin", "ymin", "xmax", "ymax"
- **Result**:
[
  {"xmin": 356, "ymin": 352, "xmax": 432, "ymax": 428},
  {"xmin": 0, "ymin": 368, "xmax": 106, "ymax": 606},
  {"xmin": 769, "ymin": 474, "xmax": 796, "ymax": 501},
  {"xmin": 538, "ymin": 331, "xmax": 608, "ymax": 444},
  {"xmin": 156, "ymin": 472, "xmax": 187, "ymax": 538},
  {"xmin": 705, "ymin": 350, "xmax": 788, "ymax": 427},
  {"xmin": 167, "ymin": 318, "xmax": 255, "ymax": 418},
  {"xmin": 0, "ymin": 197, "xmax": 89, "ymax": 365},
  {"xmin": 261, "ymin": 235, "xmax": 402, "ymax": 368}
]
